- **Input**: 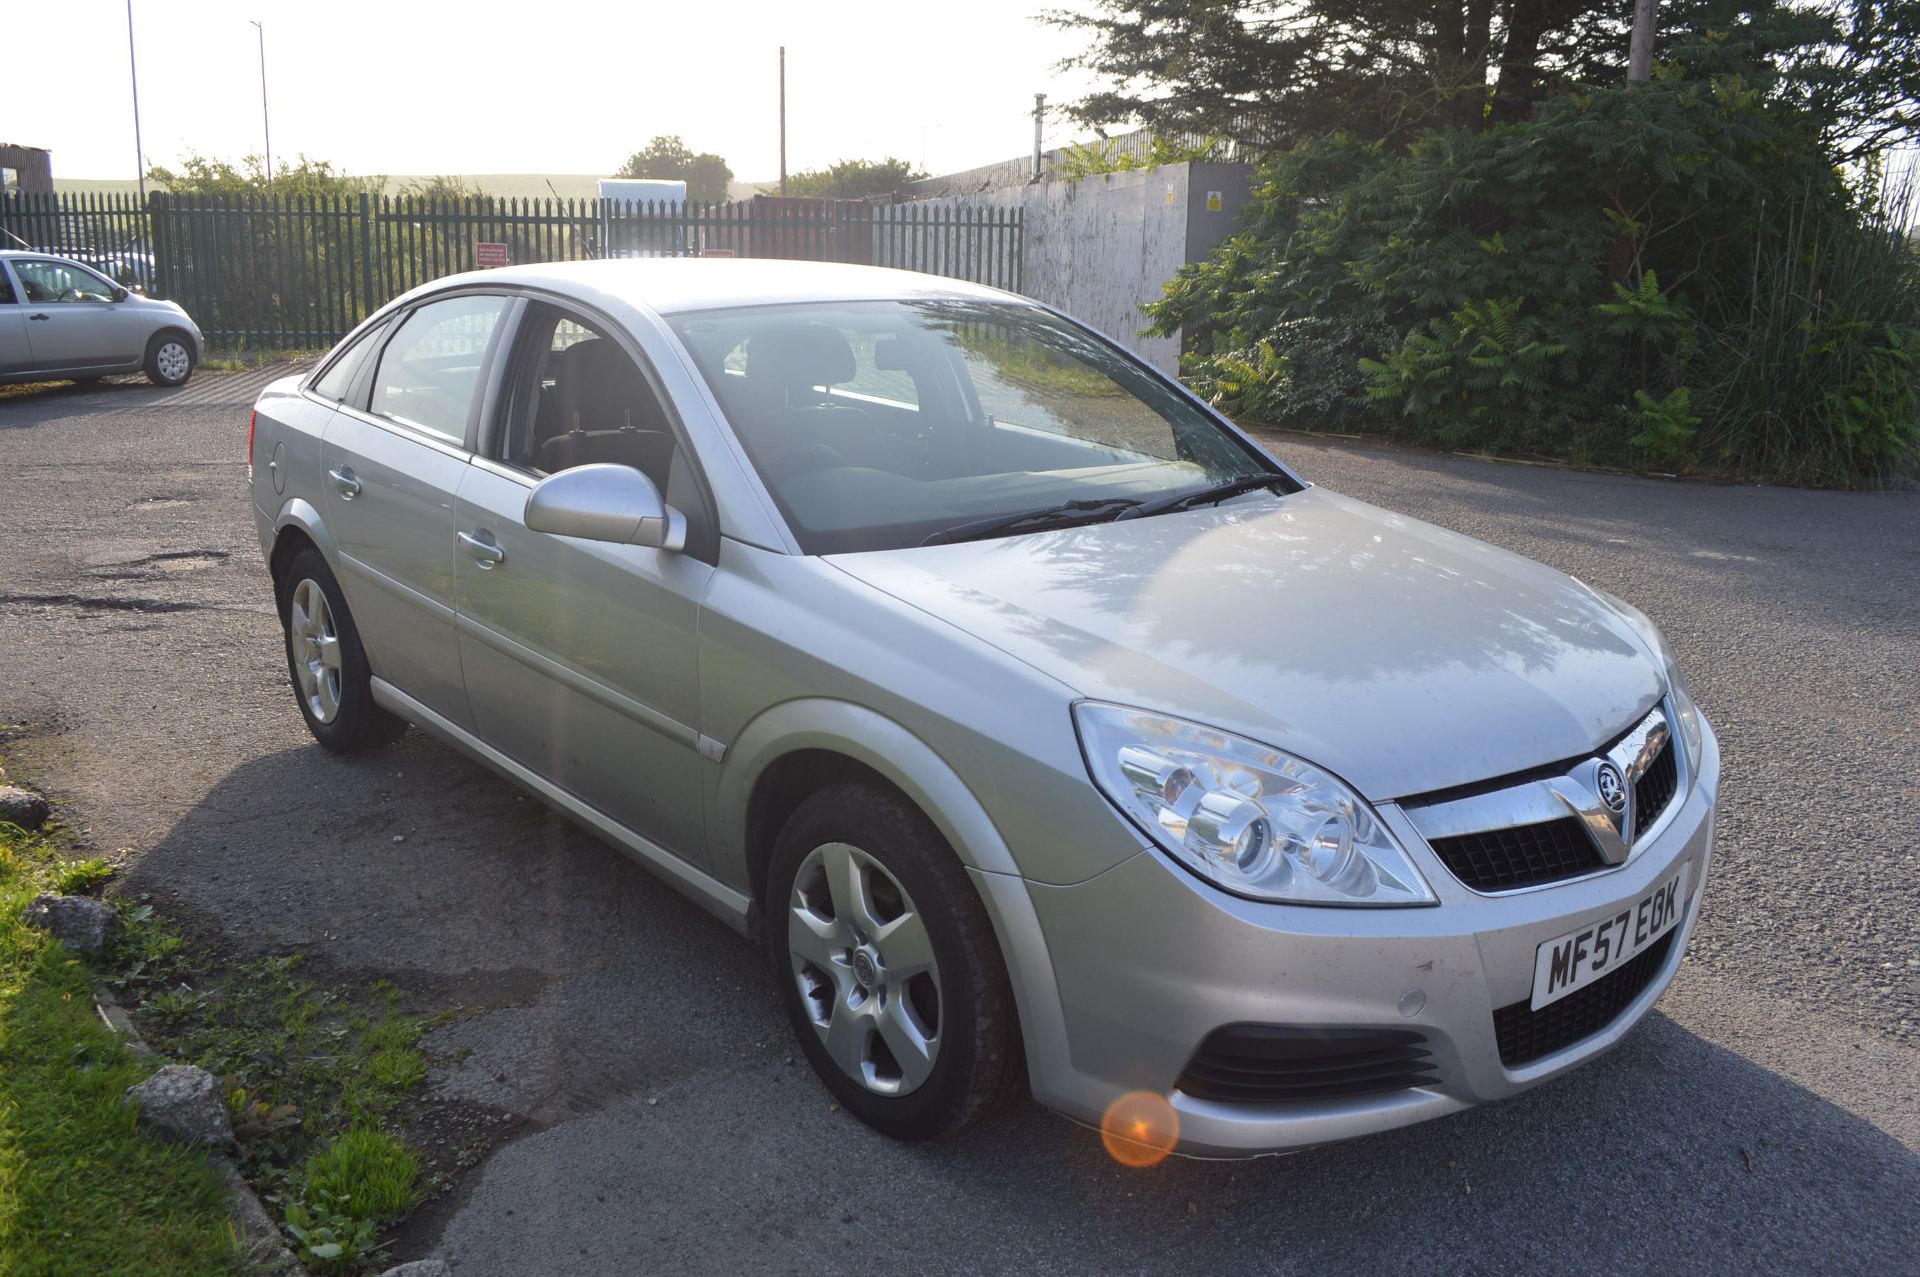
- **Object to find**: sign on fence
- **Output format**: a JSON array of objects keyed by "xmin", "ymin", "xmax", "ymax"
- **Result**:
[{"xmin": 474, "ymin": 242, "xmax": 509, "ymax": 268}]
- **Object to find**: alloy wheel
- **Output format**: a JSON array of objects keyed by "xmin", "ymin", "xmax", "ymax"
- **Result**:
[
  {"xmin": 288, "ymin": 578, "xmax": 343, "ymax": 724},
  {"xmin": 788, "ymin": 841, "xmax": 943, "ymax": 1095}
]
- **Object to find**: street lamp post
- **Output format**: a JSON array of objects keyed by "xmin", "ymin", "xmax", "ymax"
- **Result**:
[
  {"xmin": 250, "ymin": 20, "xmax": 273, "ymax": 194},
  {"xmin": 127, "ymin": 0, "xmax": 146, "ymax": 201}
]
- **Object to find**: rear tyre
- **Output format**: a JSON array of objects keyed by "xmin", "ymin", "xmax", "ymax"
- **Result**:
[
  {"xmin": 768, "ymin": 782, "xmax": 1024, "ymax": 1141},
  {"xmin": 275, "ymin": 546, "xmax": 405, "ymax": 752},
  {"xmin": 143, "ymin": 331, "xmax": 193, "ymax": 387}
]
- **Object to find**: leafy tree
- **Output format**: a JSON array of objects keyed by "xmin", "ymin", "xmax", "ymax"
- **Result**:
[
  {"xmin": 1046, "ymin": 0, "xmax": 1627, "ymax": 142},
  {"xmin": 1149, "ymin": 79, "xmax": 1920, "ymax": 485},
  {"xmin": 147, "ymin": 153, "xmax": 383, "ymax": 199},
  {"xmin": 1047, "ymin": 0, "xmax": 1920, "ymax": 157},
  {"xmin": 615, "ymin": 136, "xmax": 733, "ymax": 202},
  {"xmin": 1057, "ymin": 135, "xmax": 1232, "ymax": 179},
  {"xmin": 770, "ymin": 157, "xmax": 927, "ymax": 199}
]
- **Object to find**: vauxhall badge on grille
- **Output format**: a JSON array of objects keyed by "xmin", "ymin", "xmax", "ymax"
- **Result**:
[{"xmin": 1594, "ymin": 761, "xmax": 1628, "ymax": 813}]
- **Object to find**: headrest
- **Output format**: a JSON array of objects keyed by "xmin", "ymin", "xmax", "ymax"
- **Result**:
[
  {"xmin": 560, "ymin": 336, "xmax": 652, "ymax": 427},
  {"xmin": 745, "ymin": 323, "xmax": 856, "ymax": 388}
]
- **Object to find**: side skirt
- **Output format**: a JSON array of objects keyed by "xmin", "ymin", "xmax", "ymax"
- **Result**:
[{"xmin": 370, "ymin": 676, "xmax": 752, "ymax": 934}]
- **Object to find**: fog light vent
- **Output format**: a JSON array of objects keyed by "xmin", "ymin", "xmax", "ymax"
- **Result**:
[{"xmin": 1174, "ymin": 1025, "xmax": 1440, "ymax": 1104}]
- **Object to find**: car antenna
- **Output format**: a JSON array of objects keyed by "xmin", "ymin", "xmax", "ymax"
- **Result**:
[{"xmin": 2, "ymin": 226, "xmax": 30, "ymax": 249}]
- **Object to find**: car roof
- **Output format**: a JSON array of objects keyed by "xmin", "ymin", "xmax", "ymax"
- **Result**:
[
  {"xmin": 0, "ymin": 248, "xmax": 118, "ymax": 261},
  {"xmin": 438, "ymin": 257, "xmax": 1017, "ymax": 315}
]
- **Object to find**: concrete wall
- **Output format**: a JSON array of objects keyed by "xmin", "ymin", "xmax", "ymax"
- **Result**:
[{"xmin": 908, "ymin": 160, "xmax": 1253, "ymax": 375}]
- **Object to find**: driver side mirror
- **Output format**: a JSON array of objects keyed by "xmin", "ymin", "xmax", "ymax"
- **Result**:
[
  {"xmin": 111, "ymin": 286, "xmax": 130, "ymax": 303},
  {"xmin": 524, "ymin": 463, "xmax": 686, "ymax": 552}
]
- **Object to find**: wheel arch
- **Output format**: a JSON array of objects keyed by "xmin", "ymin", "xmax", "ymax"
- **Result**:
[
  {"xmin": 719, "ymin": 699, "xmax": 1024, "ymax": 914},
  {"xmin": 267, "ymin": 498, "xmax": 338, "ymax": 593},
  {"xmin": 720, "ymin": 699, "xmax": 1071, "ymax": 1103},
  {"xmin": 145, "ymin": 325, "xmax": 197, "ymax": 364}
]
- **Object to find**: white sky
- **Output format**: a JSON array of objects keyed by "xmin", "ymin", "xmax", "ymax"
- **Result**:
[{"xmin": 18, "ymin": 0, "xmax": 1105, "ymax": 182}]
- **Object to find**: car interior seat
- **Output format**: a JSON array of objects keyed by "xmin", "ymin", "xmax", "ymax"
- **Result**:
[
  {"xmin": 741, "ymin": 323, "xmax": 885, "ymax": 473},
  {"xmin": 533, "ymin": 337, "xmax": 676, "ymax": 489}
]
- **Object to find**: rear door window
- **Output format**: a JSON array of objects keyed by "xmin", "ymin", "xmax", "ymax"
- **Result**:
[{"xmin": 367, "ymin": 294, "xmax": 508, "ymax": 447}]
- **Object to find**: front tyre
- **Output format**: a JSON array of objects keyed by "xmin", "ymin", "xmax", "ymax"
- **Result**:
[
  {"xmin": 275, "ymin": 547, "xmax": 405, "ymax": 752},
  {"xmin": 143, "ymin": 331, "xmax": 193, "ymax": 387},
  {"xmin": 769, "ymin": 783, "xmax": 1023, "ymax": 1141}
]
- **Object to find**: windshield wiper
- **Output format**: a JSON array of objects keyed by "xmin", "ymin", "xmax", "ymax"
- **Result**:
[
  {"xmin": 1120, "ymin": 472, "xmax": 1295, "ymax": 520},
  {"xmin": 920, "ymin": 497, "xmax": 1144, "ymax": 547}
]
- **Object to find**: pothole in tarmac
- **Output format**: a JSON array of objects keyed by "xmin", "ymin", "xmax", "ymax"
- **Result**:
[
  {"xmin": 145, "ymin": 550, "xmax": 229, "ymax": 573},
  {"xmin": 87, "ymin": 549, "xmax": 230, "ymax": 578}
]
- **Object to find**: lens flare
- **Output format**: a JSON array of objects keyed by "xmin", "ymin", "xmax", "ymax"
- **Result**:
[{"xmin": 1100, "ymin": 1091, "xmax": 1179, "ymax": 1167}]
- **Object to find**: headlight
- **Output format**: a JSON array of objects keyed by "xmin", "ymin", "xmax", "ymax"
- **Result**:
[
  {"xmin": 1664, "ymin": 656, "xmax": 1705, "ymax": 769},
  {"xmin": 1074, "ymin": 703, "xmax": 1436, "ymax": 906},
  {"xmin": 1585, "ymin": 585, "xmax": 1705, "ymax": 769}
]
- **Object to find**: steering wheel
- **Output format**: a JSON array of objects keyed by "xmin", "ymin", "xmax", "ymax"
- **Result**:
[{"xmin": 762, "ymin": 441, "xmax": 849, "ymax": 477}]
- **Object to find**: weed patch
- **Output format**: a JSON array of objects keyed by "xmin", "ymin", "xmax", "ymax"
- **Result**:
[{"xmin": 107, "ymin": 916, "xmax": 441, "ymax": 1272}]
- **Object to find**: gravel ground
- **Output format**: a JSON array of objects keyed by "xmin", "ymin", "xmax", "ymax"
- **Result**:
[{"xmin": 0, "ymin": 371, "xmax": 1914, "ymax": 1274}]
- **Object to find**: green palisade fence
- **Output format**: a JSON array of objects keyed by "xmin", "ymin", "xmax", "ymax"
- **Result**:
[{"xmin": 0, "ymin": 192, "xmax": 1023, "ymax": 352}]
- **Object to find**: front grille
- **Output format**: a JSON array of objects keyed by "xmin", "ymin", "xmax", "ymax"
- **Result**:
[
  {"xmin": 1493, "ymin": 929, "xmax": 1677, "ymax": 1067},
  {"xmin": 1634, "ymin": 736, "xmax": 1679, "ymax": 831},
  {"xmin": 1429, "ymin": 817, "xmax": 1603, "ymax": 892},
  {"xmin": 1175, "ymin": 1026, "xmax": 1439, "ymax": 1104}
]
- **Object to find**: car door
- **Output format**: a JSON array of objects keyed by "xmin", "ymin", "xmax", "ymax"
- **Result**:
[
  {"xmin": 10, "ymin": 257, "xmax": 142, "ymax": 371},
  {"xmin": 321, "ymin": 291, "xmax": 513, "ymax": 731},
  {"xmin": 0, "ymin": 264, "xmax": 30, "ymax": 374},
  {"xmin": 452, "ymin": 300, "xmax": 715, "ymax": 862}
]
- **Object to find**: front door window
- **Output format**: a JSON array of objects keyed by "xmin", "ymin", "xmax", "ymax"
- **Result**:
[{"xmin": 13, "ymin": 259, "xmax": 117, "ymax": 304}]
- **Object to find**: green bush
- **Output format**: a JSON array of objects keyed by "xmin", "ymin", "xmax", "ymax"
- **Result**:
[{"xmin": 1152, "ymin": 78, "xmax": 1920, "ymax": 486}]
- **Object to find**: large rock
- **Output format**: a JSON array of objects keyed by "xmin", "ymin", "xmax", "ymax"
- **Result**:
[
  {"xmin": 20, "ymin": 893, "xmax": 118, "ymax": 955},
  {"xmin": 0, "ymin": 785, "xmax": 50, "ymax": 831},
  {"xmin": 378, "ymin": 1263, "xmax": 452, "ymax": 1277},
  {"xmin": 123, "ymin": 1064, "xmax": 234, "ymax": 1146}
]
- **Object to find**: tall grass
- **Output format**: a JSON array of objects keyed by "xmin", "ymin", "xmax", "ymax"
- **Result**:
[{"xmin": 1694, "ymin": 173, "xmax": 1920, "ymax": 487}]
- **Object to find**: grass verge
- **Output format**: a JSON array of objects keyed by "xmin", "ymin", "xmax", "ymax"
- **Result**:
[
  {"xmin": 0, "ymin": 818, "xmax": 244, "ymax": 1277},
  {"xmin": 106, "ymin": 914, "xmax": 438, "ymax": 1272},
  {"xmin": 1, "ymin": 736, "xmax": 448, "ymax": 1274}
]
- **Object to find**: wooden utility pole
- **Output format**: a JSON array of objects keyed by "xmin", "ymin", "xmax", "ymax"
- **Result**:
[
  {"xmin": 1628, "ymin": 0, "xmax": 1657, "ymax": 81},
  {"xmin": 1032, "ymin": 93, "xmax": 1046, "ymax": 182}
]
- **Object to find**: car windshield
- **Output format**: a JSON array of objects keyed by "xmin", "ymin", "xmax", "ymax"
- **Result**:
[{"xmin": 669, "ymin": 299, "xmax": 1286, "ymax": 553}]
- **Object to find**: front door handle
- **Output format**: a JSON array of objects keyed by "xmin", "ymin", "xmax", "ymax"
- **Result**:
[
  {"xmin": 326, "ymin": 466, "xmax": 362, "ymax": 499},
  {"xmin": 458, "ymin": 529, "xmax": 505, "ymax": 568},
  {"xmin": 28, "ymin": 313, "xmax": 49, "ymax": 321}
]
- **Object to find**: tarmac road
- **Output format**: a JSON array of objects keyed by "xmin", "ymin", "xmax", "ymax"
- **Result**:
[{"xmin": 1, "ymin": 368, "xmax": 1915, "ymax": 1275}]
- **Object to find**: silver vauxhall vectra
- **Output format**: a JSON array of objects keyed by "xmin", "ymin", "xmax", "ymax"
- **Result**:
[{"xmin": 247, "ymin": 259, "xmax": 1717, "ymax": 1158}]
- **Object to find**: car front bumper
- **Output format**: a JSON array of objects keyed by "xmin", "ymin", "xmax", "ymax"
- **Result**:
[{"xmin": 986, "ymin": 716, "xmax": 1719, "ymax": 1158}]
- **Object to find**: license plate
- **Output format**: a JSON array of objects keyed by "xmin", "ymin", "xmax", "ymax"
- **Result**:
[{"xmin": 1530, "ymin": 863, "xmax": 1690, "ymax": 1011}]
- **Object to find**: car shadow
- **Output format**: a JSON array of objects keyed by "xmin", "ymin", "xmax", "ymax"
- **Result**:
[{"xmin": 115, "ymin": 731, "xmax": 1920, "ymax": 1274}]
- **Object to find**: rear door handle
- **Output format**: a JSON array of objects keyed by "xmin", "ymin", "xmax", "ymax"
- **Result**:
[
  {"xmin": 326, "ymin": 466, "xmax": 362, "ymax": 499},
  {"xmin": 458, "ymin": 529, "xmax": 505, "ymax": 568}
]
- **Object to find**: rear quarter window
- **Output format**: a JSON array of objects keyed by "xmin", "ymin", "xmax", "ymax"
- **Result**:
[{"xmin": 310, "ymin": 319, "xmax": 389, "ymax": 403}]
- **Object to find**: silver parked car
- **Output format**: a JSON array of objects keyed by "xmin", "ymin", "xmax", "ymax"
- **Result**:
[
  {"xmin": 0, "ymin": 248, "xmax": 203, "ymax": 387},
  {"xmin": 248, "ymin": 261, "xmax": 1718, "ymax": 1158}
]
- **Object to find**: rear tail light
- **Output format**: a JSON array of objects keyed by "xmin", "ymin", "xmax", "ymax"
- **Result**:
[{"xmin": 247, "ymin": 409, "xmax": 256, "ymax": 479}]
